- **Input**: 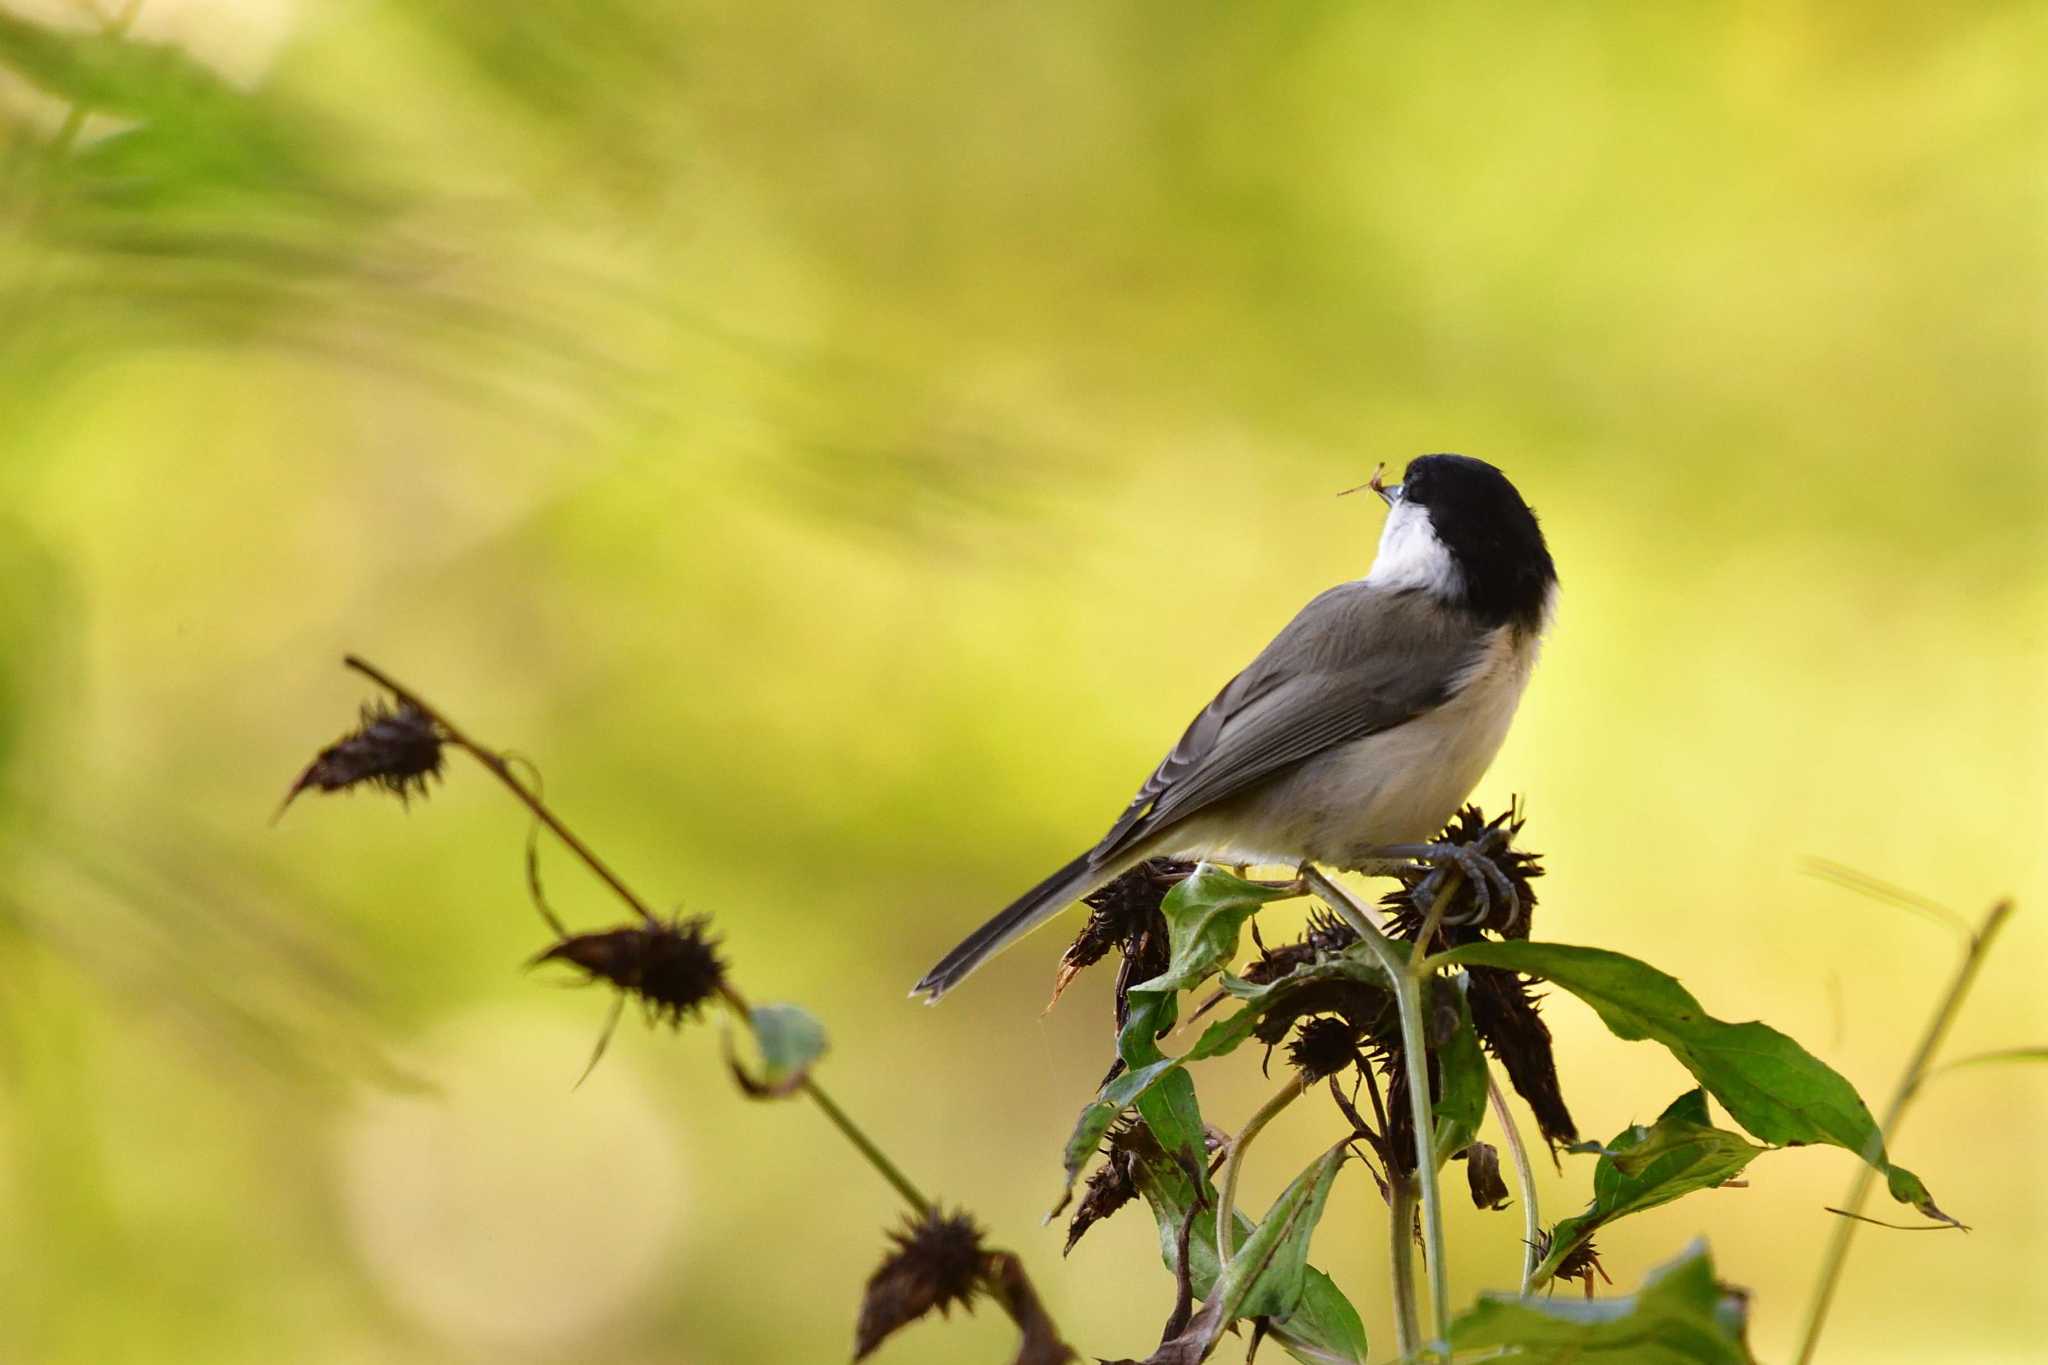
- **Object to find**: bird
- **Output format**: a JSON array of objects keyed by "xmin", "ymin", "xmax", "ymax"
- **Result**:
[{"xmin": 912, "ymin": 453, "xmax": 1557, "ymax": 1002}]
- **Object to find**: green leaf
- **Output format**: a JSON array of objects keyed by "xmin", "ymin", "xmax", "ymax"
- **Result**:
[
  {"xmin": 725, "ymin": 1003, "xmax": 827, "ymax": 1098},
  {"xmin": 1230, "ymin": 1143, "xmax": 1349, "ymax": 1320},
  {"xmin": 1532, "ymin": 1091, "xmax": 1766, "ymax": 1286},
  {"xmin": 1436, "ymin": 940, "xmax": 1953, "ymax": 1225},
  {"xmin": 1143, "ymin": 1143, "xmax": 1351, "ymax": 1362},
  {"xmin": 1054, "ymin": 866, "xmax": 1293, "ymax": 1204},
  {"xmin": 1051, "ymin": 866, "xmax": 1366, "ymax": 1363},
  {"xmin": 1123, "ymin": 1124, "xmax": 1367, "ymax": 1364},
  {"xmin": 1433, "ymin": 978, "xmax": 1490, "ymax": 1169},
  {"xmin": 1453, "ymin": 1240, "xmax": 1755, "ymax": 1364},
  {"xmin": 1130, "ymin": 864, "xmax": 1294, "ymax": 1002}
]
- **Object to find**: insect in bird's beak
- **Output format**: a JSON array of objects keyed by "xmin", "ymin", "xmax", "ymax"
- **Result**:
[
  {"xmin": 1338, "ymin": 462, "xmax": 1401, "ymax": 504},
  {"xmin": 1338, "ymin": 463, "xmax": 1401, "ymax": 505}
]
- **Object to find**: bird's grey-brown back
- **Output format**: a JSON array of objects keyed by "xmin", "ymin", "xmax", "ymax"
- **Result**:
[{"xmin": 912, "ymin": 453, "xmax": 1555, "ymax": 1001}]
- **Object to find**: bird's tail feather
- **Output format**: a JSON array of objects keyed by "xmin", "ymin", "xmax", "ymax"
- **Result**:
[{"xmin": 911, "ymin": 851, "xmax": 1108, "ymax": 1002}]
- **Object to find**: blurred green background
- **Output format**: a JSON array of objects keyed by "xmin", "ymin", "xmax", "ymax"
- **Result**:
[{"xmin": 1, "ymin": 1, "xmax": 2043, "ymax": 1361}]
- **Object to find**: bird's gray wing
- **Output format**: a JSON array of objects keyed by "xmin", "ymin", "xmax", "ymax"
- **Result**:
[{"xmin": 1092, "ymin": 583, "xmax": 1480, "ymax": 863}]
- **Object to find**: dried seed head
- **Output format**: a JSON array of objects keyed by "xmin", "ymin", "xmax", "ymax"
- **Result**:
[
  {"xmin": 1554, "ymin": 1237, "xmax": 1611, "ymax": 1299},
  {"xmin": 536, "ymin": 915, "xmax": 726, "ymax": 1026},
  {"xmin": 1065, "ymin": 1119, "xmax": 1158, "ymax": 1255},
  {"xmin": 855, "ymin": 1208, "xmax": 990, "ymax": 1359},
  {"xmin": 1287, "ymin": 1016, "xmax": 1364, "ymax": 1083},
  {"xmin": 1469, "ymin": 962, "xmax": 1577, "ymax": 1146},
  {"xmin": 281, "ymin": 697, "xmax": 444, "ymax": 814},
  {"xmin": 1051, "ymin": 858, "xmax": 1194, "ymax": 1013}
]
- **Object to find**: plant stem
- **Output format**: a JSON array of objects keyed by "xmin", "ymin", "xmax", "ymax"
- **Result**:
[
  {"xmin": 1486, "ymin": 1073, "xmax": 1539, "ymax": 1295},
  {"xmin": 801, "ymin": 1076, "xmax": 933, "ymax": 1214},
  {"xmin": 1387, "ymin": 1176, "xmax": 1422, "ymax": 1360},
  {"xmin": 339, "ymin": 655, "xmax": 933, "ymax": 1215},
  {"xmin": 1792, "ymin": 899, "xmax": 2014, "ymax": 1365},
  {"xmin": 1304, "ymin": 865, "xmax": 1454, "ymax": 1358},
  {"xmin": 1216, "ymin": 1071, "xmax": 1308, "ymax": 1267}
]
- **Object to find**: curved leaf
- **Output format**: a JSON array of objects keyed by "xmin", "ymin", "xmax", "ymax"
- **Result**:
[
  {"xmin": 1436, "ymin": 941, "xmax": 1952, "ymax": 1225},
  {"xmin": 1533, "ymin": 1090, "xmax": 1765, "ymax": 1286}
]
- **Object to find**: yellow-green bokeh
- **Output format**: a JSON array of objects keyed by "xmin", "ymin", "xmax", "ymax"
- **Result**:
[{"xmin": 1, "ymin": 2, "xmax": 2043, "ymax": 1362}]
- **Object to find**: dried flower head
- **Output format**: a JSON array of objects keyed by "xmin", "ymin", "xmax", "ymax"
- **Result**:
[
  {"xmin": 1051, "ymin": 859, "xmax": 1195, "ymax": 1013},
  {"xmin": 1065, "ymin": 1117, "xmax": 1160, "ymax": 1255},
  {"xmin": 1554, "ymin": 1237, "xmax": 1611, "ymax": 1299},
  {"xmin": 1288, "ymin": 1016, "xmax": 1364, "ymax": 1083},
  {"xmin": 1469, "ymin": 962, "xmax": 1577, "ymax": 1146},
  {"xmin": 855, "ymin": 1207, "xmax": 991, "ymax": 1359},
  {"xmin": 281, "ymin": 697, "xmax": 444, "ymax": 815},
  {"xmin": 535, "ymin": 915, "xmax": 727, "ymax": 1026}
]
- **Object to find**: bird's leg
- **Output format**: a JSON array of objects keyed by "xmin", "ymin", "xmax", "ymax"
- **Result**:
[{"xmin": 1361, "ymin": 834, "xmax": 1520, "ymax": 934}]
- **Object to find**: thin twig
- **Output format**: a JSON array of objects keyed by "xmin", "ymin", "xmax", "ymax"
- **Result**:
[
  {"xmin": 1792, "ymin": 899, "xmax": 2014, "ymax": 1364},
  {"xmin": 1486, "ymin": 1073, "xmax": 1540, "ymax": 1295}
]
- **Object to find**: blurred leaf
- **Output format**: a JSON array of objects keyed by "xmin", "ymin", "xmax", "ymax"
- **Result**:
[
  {"xmin": 1432, "ymin": 979, "xmax": 1489, "ymax": 1169},
  {"xmin": 1452, "ymin": 1241, "xmax": 1755, "ymax": 1364},
  {"xmin": 1533, "ymin": 1091, "xmax": 1765, "ymax": 1287},
  {"xmin": 0, "ymin": 11, "xmax": 226, "ymax": 117},
  {"xmin": 1437, "ymin": 941, "xmax": 1955, "ymax": 1225},
  {"xmin": 727, "ymin": 1003, "xmax": 827, "ymax": 1098}
]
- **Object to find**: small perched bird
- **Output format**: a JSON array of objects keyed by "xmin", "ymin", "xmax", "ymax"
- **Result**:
[{"xmin": 913, "ymin": 454, "xmax": 1557, "ymax": 1002}]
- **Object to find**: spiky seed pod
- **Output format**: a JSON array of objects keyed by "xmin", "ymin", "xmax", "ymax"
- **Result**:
[
  {"xmin": 282, "ymin": 697, "xmax": 444, "ymax": 812},
  {"xmin": 535, "ymin": 915, "xmax": 726, "ymax": 1025},
  {"xmin": 1554, "ymin": 1237, "xmax": 1612, "ymax": 1299},
  {"xmin": 855, "ymin": 1208, "xmax": 991, "ymax": 1359}
]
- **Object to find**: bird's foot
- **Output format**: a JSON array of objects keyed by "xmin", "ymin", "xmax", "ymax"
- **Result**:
[{"xmin": 1372, "ymin": 832, "xmax": 1521, "ymax": 934}]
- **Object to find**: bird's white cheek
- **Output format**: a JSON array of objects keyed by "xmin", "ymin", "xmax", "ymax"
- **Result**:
[{"xmin": 1364, "ymin": 503, "xmax": 1462, "ymax": 598}]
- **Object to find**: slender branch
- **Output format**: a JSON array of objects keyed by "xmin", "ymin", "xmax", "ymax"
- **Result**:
[
  {"xmin": 1304, "ymin": 865, "xmax": 1454, "ymax": 1357},
  {"xmin": 1792, "ymin": 899, "xmax": 2015, "ymax": 1365},
  {"xmin": 801, "ymin": 1077, "xmax": 932, "ymax": 1213},
  {"xmin": 340, "ymin": 656, "xmax": 933, "ymax": 1215},
  {"xmin": 344, "ymin": 655, "xmax": 665, "ymax": 932},
  {"xmin": 1486, "ymin": 1073, "xmax": 1540, "ymax": 1295},
  {"xmin": 1216, "ymin": 1071, "xmax": 1308, "ymax": 1267}
]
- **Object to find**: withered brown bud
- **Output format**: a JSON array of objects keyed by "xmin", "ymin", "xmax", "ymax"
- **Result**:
[
  {"xmin": 1462, "ymin": 1140, "xmax": 1511, "ymax": 1210},
  {"xmin": 281, "ymin": 697, "xmax": 444, "ymax": 814},
  {"xmin": 535, "ymin": 916, "xmax": 726, "ymax": 1026},
  {"xmin": 855, "ymin": 1208, "xmax": 990, "ymax": 1359}
]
